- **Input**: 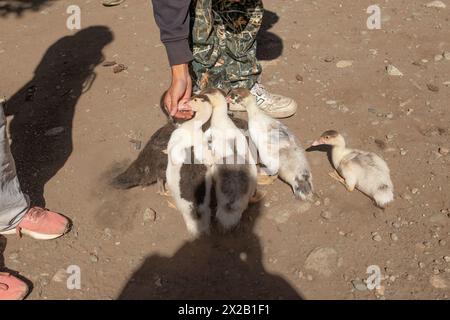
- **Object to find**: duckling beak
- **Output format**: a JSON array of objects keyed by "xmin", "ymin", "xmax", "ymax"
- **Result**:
[
  {"xmin": 311, "ymin": 139, "xmax": 323, "ymax": 147},
  {"xmin": 179, "ymin": 100, "xmax": 192, "ymax": 111}
]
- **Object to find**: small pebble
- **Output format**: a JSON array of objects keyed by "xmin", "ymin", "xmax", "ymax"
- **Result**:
[
  {"xmin": 386, "ymin": 64, "xmax": 403, "ymax": 76},
  {"xmin": 427, "ymin": 84, "xmax": 439, "ymax": 92},
  {"xmin": 143, "ymin": 208, "xmax": 157, "ymax": 222},
  {"xmin": 336, "ymin": 60, "xmax": 353, "ymax": 68},
  {"xmin": 321, "ymin": 210, "xmax": 332, "ymax": 220},
  {"xmin": 373, "ymin": 234, "xmax": 382, "ymax": 242},
  {"xmin": 392, "ymin": 222, "xmax": 401, "ymax": 229},
  {"xmin": 434, "ymin": 54, "xmax": 444, "ymax": 62},
  {"xmin": 351, "ymin": 279, "xmax": 367, "ymax": 291},
  {"xmin": 438, "ymin": 147, "xmax": 449, "ymax": 156}
]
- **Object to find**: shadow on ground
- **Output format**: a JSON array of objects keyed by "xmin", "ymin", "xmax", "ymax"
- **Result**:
[
  {"xmin": 4, "ymin": 26, "xmax": 113, "ymax": 206},
  {"xmin": 257, "ymin": 9, "xmax": 283, "ymax": 61},
  {"xmin": 119, "ymin": 200, "xmax": 303, "ymax": 300}
]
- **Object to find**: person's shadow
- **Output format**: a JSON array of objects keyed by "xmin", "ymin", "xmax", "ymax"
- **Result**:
[
  {"xmin": 257, "ymin": 9, "xmax": 283, "ymax": 61},
  {"xmin": 118, "ymin": 200, "xmax": 303, "ymax": 300},
  {"xmin": 4, "ymin": 26, "xmax": 113, "ymax": 206}
]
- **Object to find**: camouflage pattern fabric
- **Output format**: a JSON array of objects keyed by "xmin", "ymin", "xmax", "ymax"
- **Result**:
[{"xmin": 190, "ymin": 0, "xmax": 264, "ymax": 92}]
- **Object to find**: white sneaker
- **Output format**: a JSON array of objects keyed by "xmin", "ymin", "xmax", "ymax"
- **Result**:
[{"xmin": 229, "ymin": 83, "xmax": 297, "ymax": 118}]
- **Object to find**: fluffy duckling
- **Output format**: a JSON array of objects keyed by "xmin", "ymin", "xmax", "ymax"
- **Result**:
[
  {"xmin": 205, "ymin": 89, "xmax": 258, "ymax": 230},
  {"xmin": 228, "ymin": 88, "xmax": 314, "ymax": 201},
  {"xmin": 112, "ymin": 122, "xmax": 175, "ymax": 193},
  {"xmin": 312, "ymin": 130, "xmax": 394, "ymax": 208},
  {"xmin": 166, "ymin": 95, "xmax": 214, "ymax": 237}
]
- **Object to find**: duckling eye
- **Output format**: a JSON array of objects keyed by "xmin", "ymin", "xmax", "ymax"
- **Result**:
[{"xmin": 325, "ymin": 136, "xmax": 329, "ymax": 139}]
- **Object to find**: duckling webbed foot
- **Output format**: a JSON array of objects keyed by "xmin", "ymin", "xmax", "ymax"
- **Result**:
[
  {"xmin": 257, "ymin": 174, "xmax": 278, "ymax": 185},
  {"xmin": 328, "ymin": 171, "xmax": 354, "ymax": 192},
  {"xmin": 156, "ymin": 178, "xmax": 171, "ymax": 196},
  {"xmin": 166, "ymin": 199, "xmax": 177, "ymax": 210},
  {"xmin": 250, "ymin": 189, "xmax": 267, "ymax": 203}
]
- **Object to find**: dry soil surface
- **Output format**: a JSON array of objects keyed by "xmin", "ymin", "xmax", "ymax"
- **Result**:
[{"xmin": 0, "ymin": 0, "xmax": 449, "ymax": 300}]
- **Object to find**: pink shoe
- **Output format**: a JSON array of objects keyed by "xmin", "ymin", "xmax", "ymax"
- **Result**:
[
  {"xmin": 0, "ymin": 273, "xmax": 29, "ymax": 300},
  {"xmin": 0, "ymin": 207, "xmax": 70, "ymax": 240}
]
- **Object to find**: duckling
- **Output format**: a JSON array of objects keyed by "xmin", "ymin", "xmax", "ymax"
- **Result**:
[
  {"xmin": 311, "ymin": 130, "xmax": 394, "ymax": 208},
  {"xmin": 112, "ymin": 123, "xmax": 175, "ymax": 194},
  {"xmin": 166, "ymin": 95, "xmax": 214, "ymax": 237},
  {"xmin": 204, "ymin": 89, "xmax": 258, "ymax": 230},
  {"xmin": 227, "ymin": 88, "xmax": 314, "ymax": 201}
]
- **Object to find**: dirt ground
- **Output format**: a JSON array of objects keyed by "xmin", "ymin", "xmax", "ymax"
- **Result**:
[{"xmin": 0, "ymin": 0, "xmax": 449, "ymax": 300}]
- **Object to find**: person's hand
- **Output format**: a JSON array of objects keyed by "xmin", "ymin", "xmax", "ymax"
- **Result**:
[{"xmin": 164, "ymin": 63, "xmax": 193, "ymax": 119}]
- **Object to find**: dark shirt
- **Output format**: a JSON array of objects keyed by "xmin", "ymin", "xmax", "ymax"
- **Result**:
[{"xmin": 151, "ymin": 0, "xmax": 193, "ymax": 66}]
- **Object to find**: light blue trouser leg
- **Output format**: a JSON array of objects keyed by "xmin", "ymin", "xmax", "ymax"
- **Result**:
[{"xmin": 0, "ymin": 103, "xmax": 29, "ymax": 232}]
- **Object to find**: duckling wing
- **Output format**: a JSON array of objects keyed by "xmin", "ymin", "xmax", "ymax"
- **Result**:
[
  {"xmin": 268, "ymin": 122, "xmax": 297, "ymax": 149},
  {"xmin": 341, "ymin": 150, "xmax": 389, "ymax": 173},
  {"xmin": 247, "ymin": 120, "xmax": 292, "ymax": 173},
  {"xmin": 339, "ymin": 150, "xmax": 393, "ymax": 195}
]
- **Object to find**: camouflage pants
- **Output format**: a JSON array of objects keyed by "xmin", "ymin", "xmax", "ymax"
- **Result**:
[{"xmin": 191, "ymin": 0, "xmax": 264, "ymax": 92}]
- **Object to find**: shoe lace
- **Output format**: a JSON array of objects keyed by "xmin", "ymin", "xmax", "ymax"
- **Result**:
[
  {"xmin": 252, "ymin": 83, "xmax": 274, "ymax": 106},
  {"xmin": 26, "ymin": 207, "xmax": 47, "ymax": 221}
]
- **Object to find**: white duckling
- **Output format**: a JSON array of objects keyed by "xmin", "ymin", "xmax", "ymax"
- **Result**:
[
  {"xmin": 204, "ymin": 89, "xmax": 258, "ymax": 230},
  {"xmin": 312, "ymin": 130, "xmax": 394, "ymax": 208},
  {"xmin": 166, "ymin": 95, "xmax": 214, "ymax": 237},
  {"xmin": 227, "ymin": 88, "xmax": 314, "ymax": 201}
]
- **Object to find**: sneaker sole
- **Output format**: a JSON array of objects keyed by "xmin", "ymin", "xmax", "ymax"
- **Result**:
[
  {"xmin": 263, "ymin": 108, "xmax": 297, "ymax": 119},
  {"xmin": 0, "ymin": 228, "xmax": 67, "ymax": 240},
  {"xmin": 230, "ymin": 108, "xmax": 297, "ymax": 119},
  {"xmin": 229, "ymin": 105, "xmax": 246, "ymax": 112}
]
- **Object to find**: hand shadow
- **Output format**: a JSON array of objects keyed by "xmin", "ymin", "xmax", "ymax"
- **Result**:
[
  {"xmin": 118, "ymin": 199, "xmax": 303, "ymax": 300},
  {"xmin": 257, "ymin": 9, "xmax": 283, "ymax": 61},
  {"xmin": 4, "ymin": 26, "xmax": 113, "ymax": 207}
]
